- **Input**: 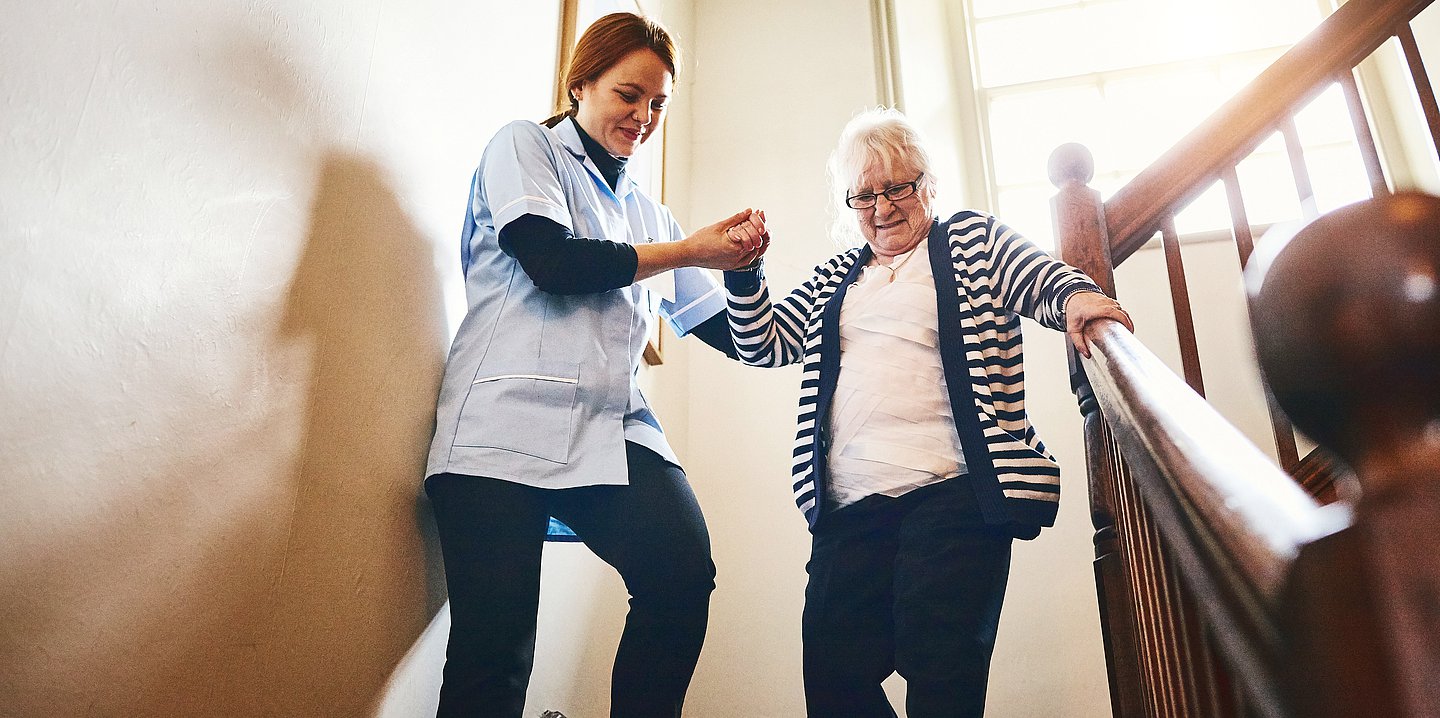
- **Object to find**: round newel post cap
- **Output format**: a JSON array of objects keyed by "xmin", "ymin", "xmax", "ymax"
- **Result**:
[
  {"xmin": 1048, "ymin": 143, "xmax": 1095, "ymax": 188},
  {"xmin": 1245, "ymin": 191, "xmax": 1440, "ymax": 467}
]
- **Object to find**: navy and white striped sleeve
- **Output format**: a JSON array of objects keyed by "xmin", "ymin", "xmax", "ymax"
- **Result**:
[
  {"xmin": 985, "ymin": 216, "xmax": 1101, "ymax": 330},
  {"xmin": 722, "ymin": 258, "xmax": 837, "ymax": 367}
]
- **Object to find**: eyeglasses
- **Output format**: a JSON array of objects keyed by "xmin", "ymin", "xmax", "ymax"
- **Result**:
[{"xmin": 845, "ymin": 174, "xmax": 924, "ymax": 210}]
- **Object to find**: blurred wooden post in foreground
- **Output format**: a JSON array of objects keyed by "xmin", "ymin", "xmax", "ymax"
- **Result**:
[{"xmin": 1248, "ymin": 191, "xmax": 1440, "ymax": 718}]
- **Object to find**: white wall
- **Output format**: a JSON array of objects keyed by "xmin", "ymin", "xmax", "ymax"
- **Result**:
[
  {"xmin": 669, "ymin": 0, "xmax": 873, "ymax": 713},
  {"xmin": 0, "ymin": 1, "xmax": 559, "ymax": 715}
]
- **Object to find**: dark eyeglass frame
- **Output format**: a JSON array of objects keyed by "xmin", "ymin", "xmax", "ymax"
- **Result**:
[{"xmin": 845, "ymin": 173, "xmax": 924, "ymax": 210}]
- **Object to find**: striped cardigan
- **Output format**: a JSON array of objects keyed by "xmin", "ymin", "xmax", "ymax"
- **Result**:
[{"xmin": 723, "ymin": 211, "xmax": 1100, "ymax": 534}]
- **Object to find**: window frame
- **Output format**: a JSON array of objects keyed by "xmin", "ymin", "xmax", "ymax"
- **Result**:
[{"xmin": 889, "ymin": 0, "xmax": 1429, "ymax": 249}]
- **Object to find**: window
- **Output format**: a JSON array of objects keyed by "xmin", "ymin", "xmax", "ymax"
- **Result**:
[{"xmin": 895, "ymin": 0, "xmax": 1375, "ymax": 248}]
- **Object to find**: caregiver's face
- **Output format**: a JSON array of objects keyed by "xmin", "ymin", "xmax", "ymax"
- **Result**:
[{"xmin": 573, "ymin": 48, "xmax": 672, "ymax": 158}]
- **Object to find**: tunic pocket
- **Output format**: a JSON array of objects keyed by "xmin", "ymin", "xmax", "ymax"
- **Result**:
[{"xmin": 453, "ymin": 358, "xmax": 580, "ymax": 464}]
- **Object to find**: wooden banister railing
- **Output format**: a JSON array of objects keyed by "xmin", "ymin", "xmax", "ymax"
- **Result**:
[
  {"xmin": 1077, "ymin": 319, "xmax": 1353, "ymax": 716},
  {"xmin": 1065, "ymin": 190, "xmax": 1440, "ymax": 717},
  {"xmin": 1104, "ymin": 0, "xmax": 1435, "ymax": 262},
  {"xmin": 1048, "ymin": 0, "xmax": 1440, "ymax": 715},
  {"xmin": 1079, "ymin": 321, "xmax": 1339, "ymax": 602}
]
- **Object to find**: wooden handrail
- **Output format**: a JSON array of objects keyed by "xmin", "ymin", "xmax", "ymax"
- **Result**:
[
  {"xmin": 1079, "ymin": 320, "xmax": 1348, "ymax": 601},
  {"xmin": 1067, "ymin": 191, "xmax": 1440, "ymax": 715},
  {"xmin": 1079, "ymin": 319, "xmax": 1356, "ymax": 716},
  {"xmin": 1105, "ymin": 0, "xmax": 1432, "ymax": 262}
]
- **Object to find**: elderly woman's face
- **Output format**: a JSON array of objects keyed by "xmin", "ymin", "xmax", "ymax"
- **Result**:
[{"xmin": 851, "ymin": 159, "xmax": 932, "ymax": 259}]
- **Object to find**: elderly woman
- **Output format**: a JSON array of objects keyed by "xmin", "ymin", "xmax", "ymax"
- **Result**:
[{"xmin": 722, "ymin": 108, "xmax": 1131, "ymax": 717}]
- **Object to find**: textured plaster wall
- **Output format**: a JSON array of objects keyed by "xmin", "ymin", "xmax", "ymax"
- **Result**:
[{"xmin": 0, "ymin": 1, "xmax": 559, "ymax": 715}]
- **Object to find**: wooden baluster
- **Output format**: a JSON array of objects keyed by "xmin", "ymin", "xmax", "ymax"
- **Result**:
[
  {"xmin": 1113, "ymin": 443, "xmax": 1161, "ymax": 716},
  {"xmin": 1106, "ymin": 444, "xmax": 1142, "ymax": 713},
  {"xmin": 1249, "ymin": 191, "xmax": 1440, "ymax": 716},
  {"xmin": 1191, "ymin": 620, "xmax": 1239, "ymax": 718},
  {"xmin": 1184, "ymin": 610, "xmax": 1216, "ymax": 715},
  {"xmin": 1279, "ymin": 118, "xmax": 1318, "ymax": 220},
  {"xmin": 1289, "ymin": 446, "xmax": 1350, "ymax": 504},
  {"xmin": 1142, "ymin": 536, "xmax": 1171, "ymax": 717},
  {"xmin": 1088, "ymin": 390, "xmax": 1148, "ymax": 717},
  {"xmin": 1172, "ymin": 571, "xmax": 1223, "ymax": 716},
  {"xmin": 1339, "ymin": 72, "xmax": 1390, "ymax": 197},
  {"xmin": 1116, "ymin": 449, "xmax": 1169, "ymax": 716},
  {"xmin": 1222, "ymin": 166, "xmax": 1302, "ymax": 472},
  {"xmin": 1144, "ymin": 514, "xmax": 1189, "ymax": 715},
  {"xmin": 1149, "ymin": 494, "xmax": 1228, "ymax": 717},
  {"xmin": 1113, "ymin": 415, "xmax": 1241, "ymax": 717},
  {"xmin": 1050, "ymin": 143, "xmax": 1147, "ymax": 717},
  {"xmin": 1160, "ymin": 218, "xmax": 1205, "ymax": 396},
  {"xmin": 1221, "ymin": 167, "xmax": 1258, "ymax": 268},
  {"xmin": 1170, "ymin": 567, "xmax": 1205, "ymax": 715},
  {"xmin": 1117, "ymin": 446, "xmax": 1163, "ymax": 716},
  {"xmin": 1396, "ymin": 24, "xmax": 1440, "ymax": 161},
  {"xmin": 1146, "ymin": 499, "xmax": 1179, "ymax": 718},
  {"xmin": 1127, "ymin": 477, "xmax": 1171, "ymax": 715}
]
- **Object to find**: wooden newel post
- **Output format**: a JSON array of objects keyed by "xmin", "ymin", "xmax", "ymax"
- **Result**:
[
  {"xmin": 1050, "ymin": 142, "xmax": 1117, "ymax": 297},
  {"xmin": 1248, "ymin": 191, "xmax": 1440, "ymax": 717},
  {"xmin": 1046, "ymin": 137, "xmax": 1113, "ymax": 445},
  {"xmin": 1049, "ymin": 143, "xmax": 1145, "ymax": 717},
  {"xmin": 1050, "ymin": 142, "xmax": 1119, "ymax": 390}
]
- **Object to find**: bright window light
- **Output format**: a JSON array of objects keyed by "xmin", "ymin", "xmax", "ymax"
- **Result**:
[{"xmin": 908, "ymin": 0, "xmax": 1372, "ymax": 249}]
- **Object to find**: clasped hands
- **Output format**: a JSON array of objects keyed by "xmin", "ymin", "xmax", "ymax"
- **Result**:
[{"xmin": 685, "ymin": 208, "xmax": 770, "ymax": 270}]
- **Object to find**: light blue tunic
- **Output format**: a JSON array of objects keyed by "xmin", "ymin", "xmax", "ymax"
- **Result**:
[{"xmin": 425, "ymin": 117, "xmax": 724, "ymax": 487}]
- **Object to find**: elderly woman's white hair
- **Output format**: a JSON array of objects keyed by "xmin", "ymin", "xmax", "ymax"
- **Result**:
[{"xmin": 827, "ymin": 107, "xmax": 938, "ymax": 247}]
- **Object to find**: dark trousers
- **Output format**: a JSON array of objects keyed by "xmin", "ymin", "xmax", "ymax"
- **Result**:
[
  {"xmin": 425, "ymin": 443, "xmax": 715, "ymax": 718},
  {"xmin": 802, "ymin": 478, "xmax": 1013, "ymax": 718}
]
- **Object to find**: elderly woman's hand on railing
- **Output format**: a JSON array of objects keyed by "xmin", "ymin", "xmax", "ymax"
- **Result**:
[{"xmin": 1065, "ymin": 290, "xmax": 1133, "ymax": 358}]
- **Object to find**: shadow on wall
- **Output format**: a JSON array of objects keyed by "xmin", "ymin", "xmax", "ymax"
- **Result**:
[
  {"xmin": 263, "ymin": 152, "xmax": 449, "ymax": 716},
  {"xmin": 1, "ymin": 12, "xmax": 454, "ymax": 714},
  {"xmin": 0, "ymin": 154, "xmax": 450, "ymax": 718}
]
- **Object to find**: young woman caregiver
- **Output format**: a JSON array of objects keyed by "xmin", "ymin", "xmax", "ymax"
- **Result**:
[{"xmin": 422, "ymin": 12, "xmax": 767, "ymax": 718}]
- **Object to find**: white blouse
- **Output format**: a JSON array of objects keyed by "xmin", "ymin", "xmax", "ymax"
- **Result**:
[{"xmin": 826, "ymin": 237, "xmax": 967, "ymax": 508}]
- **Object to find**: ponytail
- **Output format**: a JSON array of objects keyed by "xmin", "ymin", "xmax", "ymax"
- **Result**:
[
  {"xmin": 543, "ymin": 13, "xmax": 676, "ymax": 128},
  {"xmin": 541, "ymin": 110, "xmax": 573, "ymax": 128}
]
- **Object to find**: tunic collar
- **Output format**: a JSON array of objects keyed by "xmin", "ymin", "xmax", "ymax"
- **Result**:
[{"xmin": 554, "ymin": 116, "xmax": 637, "ymax": 201}]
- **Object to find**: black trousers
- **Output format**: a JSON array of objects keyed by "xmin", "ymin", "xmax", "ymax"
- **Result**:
[
  {"xmin": 425, "ymin": 443, "xmax": 715, "ymax": 718},
  {"xmin": 802, "ymin": 478, "xmax": 1013, "ymax": 718}
]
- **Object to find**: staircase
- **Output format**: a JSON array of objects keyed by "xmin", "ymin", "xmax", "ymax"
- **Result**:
[{"xmin": 1047, "ymin": 0, "xmax": 1440, "ymax": 715}]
